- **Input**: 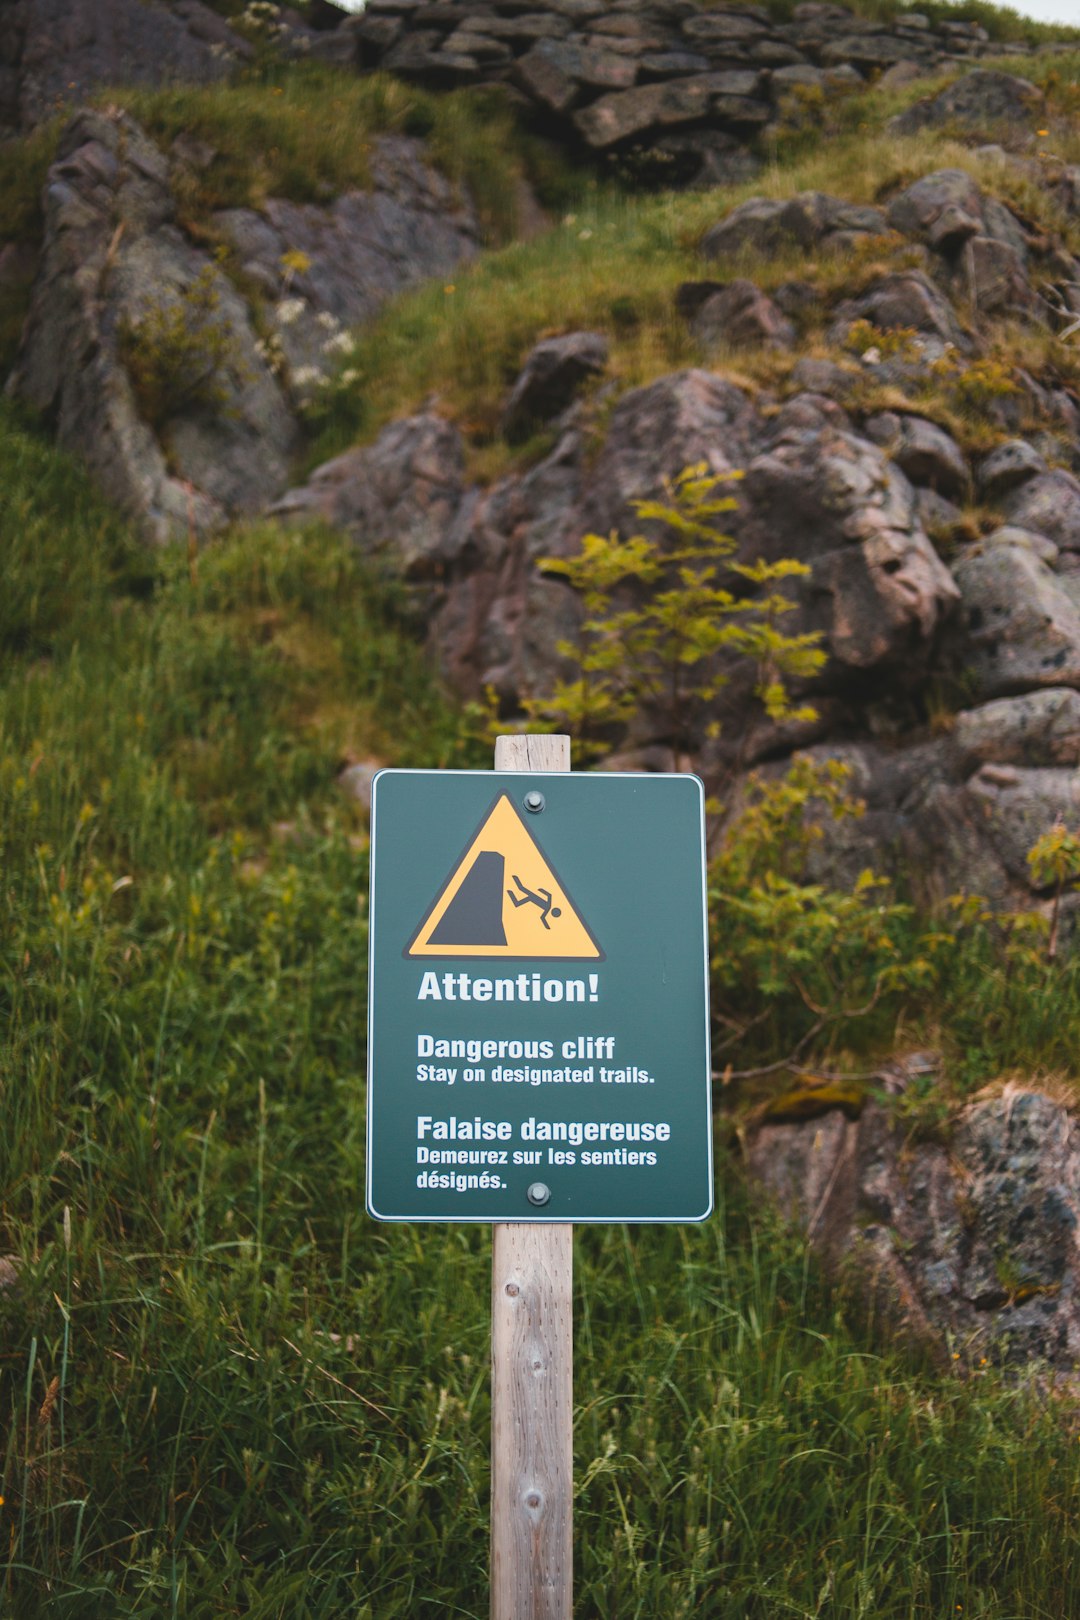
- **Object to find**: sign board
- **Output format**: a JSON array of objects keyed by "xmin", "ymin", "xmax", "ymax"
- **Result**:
[{"xmin": 367, "ymin": 769, "xmax": 712, "ymax": 1222}]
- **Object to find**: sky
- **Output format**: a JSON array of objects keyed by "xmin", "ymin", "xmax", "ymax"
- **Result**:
[
  {"xmin": 333, "ymin": 0, "xmax": 1078, "ymax": 25},
  {"xmin": 1014, "ymin": 0, "xmax": 1079, "ymax": 21}
]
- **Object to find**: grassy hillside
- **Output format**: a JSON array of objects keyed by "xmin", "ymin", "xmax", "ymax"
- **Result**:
[
  {"xmin": 6, "ymin": 25, "xmax": 1080, "ymax": 1613},
  {"xmin": 3, "ymin": 401, "xmax": 1080, "ymax": 1614},
  {"xmin": 301, "ymin": 49, "xmax": 1080, "ymax": 469}
]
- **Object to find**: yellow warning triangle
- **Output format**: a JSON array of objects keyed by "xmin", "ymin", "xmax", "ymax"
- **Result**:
[{"xmin": 407, "ymin": 793, "xmax": 602, "ymax": 960}]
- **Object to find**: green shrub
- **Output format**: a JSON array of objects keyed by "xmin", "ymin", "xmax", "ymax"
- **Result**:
[
  {"xmin": 117, "ymin": 266, "xmax": 241, "ymax": 431},
  {"xmin": 528, "ymin": 464, "xmax": 825, "ymax": 768}
]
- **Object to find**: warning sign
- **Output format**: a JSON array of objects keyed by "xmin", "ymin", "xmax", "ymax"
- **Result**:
[{"xmin": 407, "ymin": 793, "xmax": 602, "ymax": 960}]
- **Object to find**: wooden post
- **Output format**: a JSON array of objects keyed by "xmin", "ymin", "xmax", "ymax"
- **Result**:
[{"xmin": 491, "ymin": 733, "xmax": 573, "ymax": 1620}]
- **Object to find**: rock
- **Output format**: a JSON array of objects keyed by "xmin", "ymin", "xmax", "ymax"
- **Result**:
[
  {"xmin": 789, "ymin": 356, "xmax": 858, "ymax": 399},
  {"xmin": 212, "ymin": 136, "xmax": 480, "ymax": 402},
  {"xmin": 574, "ymin": 71, "xmax": 768, "ymax": 148},
  {"xmin": 889, "ymin": 69, "xmax": 1043, "ymax": 137},
  {"xmin": 961, "ymin": 235, "xmax": 1034, "ymax": 316},
  {"xmin": 831, "ymin": 270, "xmax": 969, "ymax": 352},
  {"xmin": 7, "ymin": 108, "xmax": 297, "ymax": 542},
  {"xmin": 954, "ymin": 689, "xmax": 1080, "ymax": 770},
  {"xmin": 515, "ymin": 39, "xmax": 637, "ymax": 112},
  {"xmin": 639, "ymin": 50, "xmax": 711, "ymax": 80},
  {"xmin": 2, "ymin": 0, "xmax": 249, "ymax": 133},
  {"xmin": 650, "ymin": 129, "xmax": 761, "ymax": 189},
  {"xmin": 735, "ymin": 401, "xmax": 960, "ymax": 682},
  {"xmin": 748, "ymin": 1077, "xmax": 1080, "ymax": 1373},
  {"xmin": 269, "ymin": 412, "xmax": 468, "ymax": 579},
  {"xmin": 501, "ymin": 331, "xmax": 608, "ymax": 443},
  {"xmin": 866, "ymin": 413, "xmax": 970, "ymax": 500},
  {"xmin": 702, "ymin": 191, "xmax": 887, "ymax": 260},
  {"xmin": 431, "ymin": 427, "xmax": 587, "ymax": 702},
  {"xmin": 770, "ymin": 63, "xmax": 828, "ymax": 91},
  {"xmin": 686, "ymin": 279, "xmax": 796, "ymax": 350},
  {"xmin": 914, "ymin": 487, "xmax": 963, "ymax": 536},
  {"xmin": 819, "ymin": 32, "xmax": 913, "ymax": 70},
  {"xmin": 1001, "ymin": 470, "xmax": 1080, "ymax": 556},
  {"xmin": 951, "ymin": 533, "xmax": 1080, "ymax": 699},
  {"xmin": 877, "ymin": 60, "xmax": 931, "ymax": 92},
  {"xmin": 581, "ymin": 378, "xmax": 958, "ymax": 694},
  {"xmin": 886, "ymin": 168, "xmax": 985, "ymax": 252},
  {"xmin": 961, "ymin": 764, "xmax": 1080, "ymax": 889},
  {"xmin": 977, "ymin": 439, "xmax": 1047, "ymax": 502}
]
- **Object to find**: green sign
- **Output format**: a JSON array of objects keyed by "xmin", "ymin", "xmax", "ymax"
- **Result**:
[{"xmin": 367, "ymin": 770, "xmax": 712, "ymax": 1222}]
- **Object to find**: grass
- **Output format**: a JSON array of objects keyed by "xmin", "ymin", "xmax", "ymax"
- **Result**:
[
  {"xmin": 116, "ymin": 66, "xmax": 578, "ymax": 247},
  {"xmin": 5, "ymin": 392, "xmax": 1080, "ymax": 1614},
  {"xmin": 6, "ymin": 36, "xmax": 1080, "ymax": 1611},
  {"xmin": 300, "ymin": 50, "xmax": 1080, "ymax": 472}
]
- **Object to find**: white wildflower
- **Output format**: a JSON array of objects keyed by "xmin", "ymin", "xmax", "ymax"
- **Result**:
[
  {"xmin": 292, "ymin": 365, "xmax": 324, "ymax": 389},
  {"xmin": 316, "ymin": 311, "xmax": 340, "ymax": 331},
  {"xmin": 340, "ymin": 369, "xmax": 359, "ymax": 386},
  {"xmin": 275, "ymin": 297, "xmax": 305, "ymax": 327},
  {"xmin": 323, "ymin": 330, "xmax": 355, "ymax": 357}
]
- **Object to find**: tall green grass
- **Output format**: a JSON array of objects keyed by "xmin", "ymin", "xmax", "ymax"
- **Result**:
[{"xmin": 4, "ymin": 397, "xmax": 1080, "ymax": 1615}]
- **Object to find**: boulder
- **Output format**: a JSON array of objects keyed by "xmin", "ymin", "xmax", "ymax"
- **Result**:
[
  {"xmin": 941, "ymin": 763, "xmax": 1080, "ymax": 891},
  {"xmin": 748, "ymin": 1078, "xmax": 1080, "ymax": 1372},
  {"xmin": 514, "ymin": 39, "xmax": 637, "ymax": 112},
  {"xmin": 1001, "ymin": 470, "xmax": 1080, "ymax": 557},
  {"xmin": 501, "ymin": 331, "xmax": 609, "ymax": 443},
  {"xmin": 954, "ymin": 689, "xmax": 1080, "ymax": 771},
  {"xmin": 951, "ymin": 531, "xmax": 1080, "ymax": 699},
  {"xmin": 685, "ymin": 279, "xmax": 796, "ymax": 349},
  {"xmin": 582, "ymin": 379, "xmax": 959, "ymax": 689},
  {"xmin": 702, "ymin": 191, "xmax": 887, "ymax": 260},
  {"xmin": 830, "ymin": 270, "xmax": 969, "ymax": 351},
  {"xmin": 865, "ymin": 413, "xmax": 970, "ymax": 500},
  {"xmin": 886, "ymin": 168, "xmax": 985, "ymax": 252},
  {"xmin": 888, "ymin": 69, "xmax": 1043, "ymax": 137},
  {"xmin": 574, "ymin": 71, "xmax": 768, "ymax": 148},
  {"xmin": 7, "ymin": 108, "xmax": 297, "ymax": 542},
  {"xmin": 650, "ymin": 129, "xmax": 761, "ymax": 189},
  {"xmin": 268, "ymin": 412, "xmax": 468, "ymax": 579},
  {"xmin": 976, "ymin": 439, "xmax": 1047, "ymax": 502},
  {"xmin": 961, "ymin": 234, "xmax": 1034, "ymax": 316}
]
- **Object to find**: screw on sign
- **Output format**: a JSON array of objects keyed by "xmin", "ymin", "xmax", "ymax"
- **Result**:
[{"xmin": 366, "ymin": 735, "xmax": 712, "ymax": 1620}]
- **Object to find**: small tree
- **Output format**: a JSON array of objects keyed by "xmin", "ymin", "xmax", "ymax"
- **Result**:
[{"xmin": 526, "ymin": 463, "xmax": 825, "ymax": 770}]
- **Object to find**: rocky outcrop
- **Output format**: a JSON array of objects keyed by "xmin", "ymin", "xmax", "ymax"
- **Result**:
[
  {"xmin": 500, "ymin": 330, "xmax": 608, "ymax": 442},
  {"xmin": 211, "ymin": 136, "xmax": 482, "ymax": 406},
  {"xmin": 247, "ymin": 136, "xmax": 1080, "ymax": 912},
  {"xmin": 888, "ymin": 68, "xmax": 1044, "ymax": 137},
  {"xmin": 6, "ymin": 108, "xmax": 482, "ymax": 539},
  {"xmin": 1, "ymin": 0, "xmax": 250, "ymax": 136},
  {"xmin": 7, "ymin": 107, "xmax": 298, "ymax": 542},
  {"xmin": 276, "ymin": 370, "xmax": 960, "ymax": 723},
  {"xmin": 353, "ymin": 1, "xmax": 1035, "ymax": 187},
  {"xmin": 748, "ymin": 1071, "xmax": 1080, "ymax": 1373}
]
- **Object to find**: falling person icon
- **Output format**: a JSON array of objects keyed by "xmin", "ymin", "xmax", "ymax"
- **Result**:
[{"xmin": 507, "ymin": 874, "xmax": 562, "ymax": 930}]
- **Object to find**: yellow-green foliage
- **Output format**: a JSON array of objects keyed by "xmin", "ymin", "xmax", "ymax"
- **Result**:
[
  {"xmin": 845, "ymin": 318, "xmax": 924, "ymax": 361},
  {"xmin": 526, "ymin": 464, "xmax": 825, "ymax": 766},
  {"xmin": 117, "ymin": 266, "xmax": 241, "ymax": 431},
  {"xmin": 708, "ymin": 756, "xmax": 940, "ymax": 1070}
]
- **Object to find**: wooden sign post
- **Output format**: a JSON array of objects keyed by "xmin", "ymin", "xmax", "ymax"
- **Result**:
[
  {"xmin": 365, "ymin": 735, "xmax": 712, "ymax": 1620},
  {"xmin": 491, "ymin": 734, "xmax": 573, "ymax": 1620}
]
